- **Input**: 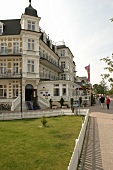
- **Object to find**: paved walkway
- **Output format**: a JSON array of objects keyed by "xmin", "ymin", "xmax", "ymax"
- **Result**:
[{"xmin": 78, "ymin": 99, "xmax": 113, "ymax": 170}]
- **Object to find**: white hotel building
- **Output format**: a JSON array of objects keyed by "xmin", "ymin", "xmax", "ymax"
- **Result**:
[{"xmin": 0, "ymin": 1, "xmax": 82, "ymax": 111}]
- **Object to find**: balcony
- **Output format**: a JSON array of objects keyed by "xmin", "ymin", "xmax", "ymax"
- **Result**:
[
  {"xmin": 0, "ymin": 72, "xmax": 21, "ymax": 79},
  {"xmin": 40, "ymin": 56, "xmax": 63, "ymax": 73},
  {"xmin": 0, "ymin": 49, "xmax": 21, "ymax": 56}
]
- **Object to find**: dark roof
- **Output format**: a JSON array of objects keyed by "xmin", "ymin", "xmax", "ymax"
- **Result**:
[
  {"xmin": 57, "ymin": 45, "xmax": 66, "ymax": 49},
  {"xmin": 76, "ymin": 82, "xmax": 83, "ymax": 86},
  {"xmin": 0, "ymin": 19, "xmax": 21, "ymax": 35},
  {"xmin": 25, "ymin": 4, "xmax": 38, "ymax": 17},
  {"xmin": 57, "ymin": 45, "xmax": 74, "ymax": 58}
]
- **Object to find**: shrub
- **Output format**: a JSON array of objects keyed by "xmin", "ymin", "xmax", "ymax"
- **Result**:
[
  {"xmin": 49, "ymin": 99, "xmax": 53, "ymax": 108},
  {"xmin": 41, "ymin": 116, "xmax": 47, "ymax": 127},
  {"xmin": 79, "ymin": 97, "xmax": 82, "ymax": 106},
  {"xmin": 70, "ymin": 98, "xmax": 74, "ymax": 113},
  {"xmin": 59, "ymin": 97, "xmax": 64, "ymax": 107}
]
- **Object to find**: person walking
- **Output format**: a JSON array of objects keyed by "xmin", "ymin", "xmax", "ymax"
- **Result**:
[
  {"xmin": 106, "ymin": 97, "xmax": 110, "ymax": 110},
  {"xmin": 100, "ymin": 95, "xmax": 105, "ymax": 108}
]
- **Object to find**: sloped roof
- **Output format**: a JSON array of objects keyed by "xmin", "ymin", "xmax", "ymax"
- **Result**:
[{"xmin": 0, "ymin": 19, "xmax": 21, "ymax": 35}]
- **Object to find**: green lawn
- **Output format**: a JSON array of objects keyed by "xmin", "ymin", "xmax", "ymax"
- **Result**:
[{"xmin": 0, "ymin": 115, "xmax": 82, "ymax": 170}]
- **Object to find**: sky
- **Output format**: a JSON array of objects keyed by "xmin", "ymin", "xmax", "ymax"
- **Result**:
[{"xmin": 1, "ymin": 0, "xmax": 113, "ymax": 86}]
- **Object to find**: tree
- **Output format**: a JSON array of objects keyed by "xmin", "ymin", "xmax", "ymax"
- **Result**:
[
  {"xmin": 100, "ymin": 56, "xmax": 113, "ymax": 83},
  {"xmin": 93, "ymin": 83, "xmax": 106, "ymax": 95}
]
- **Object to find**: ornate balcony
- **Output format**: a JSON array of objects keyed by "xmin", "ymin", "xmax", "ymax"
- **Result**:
[
  {"xmin": 40, "ymin": 56, "xmax": 63, "ymax": 73},
  {"xmin": 0, "ymin": 72, "xmax": 21, "ymax": 79},
  {"xmin": 0, "ymin": 49, "xmax": 21, "ymax": 56}
]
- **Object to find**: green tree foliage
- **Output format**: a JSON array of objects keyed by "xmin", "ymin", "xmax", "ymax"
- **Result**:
[
  {"xmin": 100, "ymin": 57, "xmax": 113, "ymax": 83},
  {"xmin": 93, "ymin": 83, "xmax": 106, "ymax": 95}
]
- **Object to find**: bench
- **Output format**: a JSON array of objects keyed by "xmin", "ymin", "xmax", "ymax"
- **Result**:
[{"xmin": 52, "ymin": 105, "xmax": 57, "ymax": 109}]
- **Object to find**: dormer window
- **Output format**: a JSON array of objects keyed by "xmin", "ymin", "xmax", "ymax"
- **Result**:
[
  {"xmin": 0, "ymin": 26, "xmax": 2, "ymax": 35},
  {"xmin": 0, "ymin": 23, "xmax": 3, "ymax": 35},
  {"xmin": 27, "ymin": 20, "xmax": 35, "ymax": 31}
]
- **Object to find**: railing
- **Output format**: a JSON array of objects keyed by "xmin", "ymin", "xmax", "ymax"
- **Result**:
[
  {"xmin": 0, "ymin": 49, "xmax": 21, "ymax": 55},
  {"xmin": 68, "ymin": 109, "xmax": 89, "ymax": 170},
  {"xmin": 40, "ymin": 56, "xmax": 63, "ymax": 70},
  {"xmin": 39, "ymin": 73, "xmax": 59, "ymax": 80},
  {"xmin": 51, "ymin": 96, "xmax": 71, "ymax": 101},
  {"xmin": 38, "ymin": 96, "xmax": 49, "ymax": 107},
  {"xmin": 73, "ymin": 95, "xmax": 90, "ymax": 101},
  {"xmin": 0, "ymin": 108, "xmax": 87, "ymax": 120},
  {"xmin": 11, "ymin": 96, "xmax": 20, "ymax": 111},
  {"xmin": 0, "ymin": 73, "xmax": 21, "ymax": 78}
]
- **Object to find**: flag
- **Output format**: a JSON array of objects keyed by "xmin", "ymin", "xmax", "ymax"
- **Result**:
[{"xmin": 85, "ymin": 64, "xmax": 90, "ymax": 82}]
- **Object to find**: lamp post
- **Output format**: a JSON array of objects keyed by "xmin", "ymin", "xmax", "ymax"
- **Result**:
[{"xmin": 20, "ymin": 71, "xmax": 22, "ymax": 117}]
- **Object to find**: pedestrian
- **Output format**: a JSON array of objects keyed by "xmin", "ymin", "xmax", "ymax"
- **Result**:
[
  {"xmin": 100, "ymin": 95, "xmax": 105, "ymax": 108},
  {"xmin": 106, "ymin": 97, "xmax": 110, "ymax": 110}
]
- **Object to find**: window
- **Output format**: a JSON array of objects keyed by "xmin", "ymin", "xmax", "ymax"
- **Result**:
[
  {"xmin": 61, "ymin": 74, "xmax": 66, "ymax": 80},
  {"xmin": 13, "ymin": 42, "xmax": 19, "ymax": 53},
  {"xmin": 13, "ymin": 63, "xmax": 19, "ymax": 74},
  {"xmin": 61, "ymin": 62, "xmax": 65, "ymax": 69},
  {"xmin": 54, "ymin": 88, "xmax": 60, "ymax": 96},
  {"xmin": 27, "ymin": 60, "xmax": 34, "ymax": 72},
  {"xmin": 13, "ymin": 84, "xmax": 18, "ymax": 97},
  {"xmin": 0, "ymin": 63, "xmax": 7, "ymax": 74},
  {"xmin": 28, "ymin": 39, "xmax": 34, "ymax": 51},
  {"xmin": 0, "ymin": 25, "xmax": 2, "ymax": 35},
  {"xmin": 1, "ymin": 43, "xmax": 7, "ymax": 54},
  {"xmin": 60, "ymin": 50, "xmax": 65, "ymax": 56},
  {"xmin": 0, "ymin": 85, "xmax": 7, "ymax": 97},
  {"xmin": 62, "ymin": 88, "xmax": 66, "ymax": 96},
  {"xmin": 54, "ymin": 84, "xmax": 59, "ymax": 87},
  {"xmin": 28, "ymin": 21, "xmax": 35, "ymax": 31}
]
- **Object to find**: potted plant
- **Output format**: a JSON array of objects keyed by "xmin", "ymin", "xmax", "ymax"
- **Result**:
[
  {"xmin": 70, "ymin": 98, "xmax": 74, "ymax": 113},
  {"xmin": 59, "ymin": 97, "xmax": 64, "ymax": 108},
  {"xmin": 49, "ymin": 99, "xmax": 53, "ymax": 109}
]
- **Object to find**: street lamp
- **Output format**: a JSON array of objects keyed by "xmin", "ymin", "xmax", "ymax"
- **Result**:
[{"xmin": 20, "ymin": 70, "xmax": 22, "ymax": 116}]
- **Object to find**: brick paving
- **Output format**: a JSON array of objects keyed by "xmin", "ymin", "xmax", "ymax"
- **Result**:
[{"xmin": 78, "ymin": 98, "xmax": 113, "ymax": 170}]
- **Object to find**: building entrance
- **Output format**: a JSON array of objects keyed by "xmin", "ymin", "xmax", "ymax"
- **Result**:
[{"xmin": 25, "ymin": 84, "xmax": 37, "ymax": 101}]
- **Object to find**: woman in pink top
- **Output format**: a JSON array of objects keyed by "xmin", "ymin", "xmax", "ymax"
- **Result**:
[{"xmin": 106, "ymin": 97, "xmax": 110, "ymax": 110}]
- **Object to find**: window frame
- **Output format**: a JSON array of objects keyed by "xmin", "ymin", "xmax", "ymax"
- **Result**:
[
  {"xmin": 13, "ymin": 62, "xmax": 19, "ymax": 74},
  {"xmin": 27, "ymin": 20, "xmax": 35, "ymax": 31},
  {"xmin": 0, "ymin": 84, "xmax": 7, "ymax": 97},
  {"xmin": 0, "ymin": 63, "xmax": 7, "ymax": 74},
  {"xmin": 1, "ymin": 43, "xmax": 7, "ymax": 54},
  {"xmin": 13, "ymin": 42, "xmax": 20, "ymax": 53},
  {"xmin": 27, "ymin": 60, "xmax": 34, "ymax": 73},
  {"xmin": 28, "ymin": 39, "xmax": 35, "ymax": 51}
]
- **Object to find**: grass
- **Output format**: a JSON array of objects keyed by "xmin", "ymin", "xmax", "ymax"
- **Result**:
[{"xmin": 0, "ymin": 115, "xmax": 83, "ymax": 170}]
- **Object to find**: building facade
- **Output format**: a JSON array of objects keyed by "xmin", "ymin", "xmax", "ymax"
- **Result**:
[{"xmin": 0, "ymin": 1, "xmax": 80, "ymax": 110}]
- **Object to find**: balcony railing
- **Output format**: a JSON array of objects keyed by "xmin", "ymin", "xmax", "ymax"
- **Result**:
[
  {"xmin": 39, "ymin": 73, "xmax": 59, "ymax": 80},
  {"xmin": 0, "ymin": 72, "xmax": 21, "ymax": 79},
  {"xmin": 40, "ymin": 53, "xmax": 63, "ymax": 71},
  {"xmin": 0, "ymin": 49, "xmax": 21, "ymax": 55}
]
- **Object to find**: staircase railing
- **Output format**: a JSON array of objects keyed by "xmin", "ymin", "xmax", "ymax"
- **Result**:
[
  {"xmin": 38, "ymin": 96, "xmax": 49, "ymax": 107},
  {"xmin": 11, "ymin": 96, "xmax": 20, "ymax": 111}
]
